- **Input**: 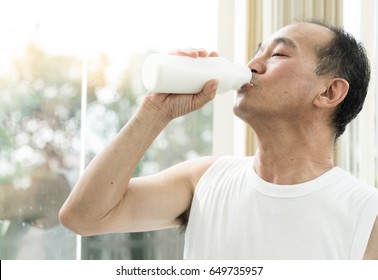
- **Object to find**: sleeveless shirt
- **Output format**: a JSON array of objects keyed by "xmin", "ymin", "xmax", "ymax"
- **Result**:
[{"xmin": 184, "ymin": 156, "xmax": 378, "ymax": 259}]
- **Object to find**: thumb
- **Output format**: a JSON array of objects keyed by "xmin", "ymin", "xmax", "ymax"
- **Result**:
[
  {"xmin": 191, "ymin": 79, "xmax": 218, "ymax": 111},
  {"xmin": 201, "ymin": 79, "xmax": 219, "ymax": 100},
  {"xmin": 192, "ymin": 79, "xmax": 218, "ymax": 109}
]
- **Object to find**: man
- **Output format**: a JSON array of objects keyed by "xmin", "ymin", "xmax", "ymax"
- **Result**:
[{"xmin": 59, "ymin": 20, "xmax": 378, "ymax": 259}]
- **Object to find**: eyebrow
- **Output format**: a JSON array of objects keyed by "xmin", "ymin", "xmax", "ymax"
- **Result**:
[
  {"xmin": 256, "ymin": 36, "xmax": 297, "ymax": 53},
  {"xmin": 273, "ymin": 37, "xmax": 297, "ymax": 49}
]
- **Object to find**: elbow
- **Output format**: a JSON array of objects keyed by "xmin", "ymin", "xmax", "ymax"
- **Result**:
[
  {"xmin": 59, "ymin": 203, "xmax": 94, "ymax": 236},
  {"xmin": 59, "ymin": 204, "xmax": 81, "ymax": 234}
]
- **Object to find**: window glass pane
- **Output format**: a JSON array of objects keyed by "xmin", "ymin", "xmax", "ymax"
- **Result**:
[
  {"xmin": 0, "ymin": 0, "xmax": 218, "ymax": 260},
  {"xmin": 0, "ymin": 0, "xmax": 82, "ymax": 259},
  {"xmin": 81, "ymin": 0, "xmax": 217, "ymax": 260}
]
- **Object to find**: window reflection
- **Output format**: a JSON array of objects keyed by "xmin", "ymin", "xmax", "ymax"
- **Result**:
[
  {"xmin": 0, "ymin": 0, "xmax": 216, "ymax": 259},
  {"xmin": 0, "ymin": 35, "xmax": 213, "ymax": 261},
  {"xmin": 0, "ymin": 43, "xmax": 80, "ymax": 259}
]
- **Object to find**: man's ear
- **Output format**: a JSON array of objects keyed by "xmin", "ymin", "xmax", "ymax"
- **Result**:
[{"xmin": 313, "ymin": 78, "xmax": 349, "ymax": 109}]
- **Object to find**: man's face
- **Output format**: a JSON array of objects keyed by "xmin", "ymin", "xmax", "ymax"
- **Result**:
[{"xmin": 234, "ymin": 22, "xmax": 334, "ymax": 124}]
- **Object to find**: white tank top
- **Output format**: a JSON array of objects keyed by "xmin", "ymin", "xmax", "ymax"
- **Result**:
[{"xmin": 184, "ymin": 156, "xmax": 378, "ymax": 259}]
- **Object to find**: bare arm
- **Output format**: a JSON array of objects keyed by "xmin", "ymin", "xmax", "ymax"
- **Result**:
[
  {"xmin": 363, "ymin": 215, "xmax": 378, "ymax": 260},
  {"xmin": 59, "ymin": 49, "xmax": 219, "ymax": 236}
]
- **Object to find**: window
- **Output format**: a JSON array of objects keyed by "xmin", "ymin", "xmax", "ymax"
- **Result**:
[
  {"xmin": 0, "ymin": 0, "xmax": 219, "ymax": 259},
  {"xmin": 337, "ymin": 0, "xmax": 378, "ymax": 187},
  {"xmin": 0, "ymin": 0, "xmax": 81, "ymax": 259}
]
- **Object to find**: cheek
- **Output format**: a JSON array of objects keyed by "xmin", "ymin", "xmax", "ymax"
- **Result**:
[
  {"xmin": 233, "ymin": 66, "xmax": 319, "ymax": 119},
  {"xmin": 274, "ymin": 67, "xmax": 318, "ymax": 97}
]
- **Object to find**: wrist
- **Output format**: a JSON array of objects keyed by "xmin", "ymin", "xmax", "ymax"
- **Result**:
[{"xmin": 138, "ymin": 94, "xmax": 172, "ymax": 126}]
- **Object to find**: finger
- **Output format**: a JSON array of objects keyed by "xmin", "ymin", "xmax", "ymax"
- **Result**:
[
  {"xmin": 169, "ymin": 48, "xmax": 187, "ymax": 56},
  {"xmin": 208, "ymin": 51, "xmax": 219, "ymax": 57},
  {"xmin": 201, "ymin": 79, "xmax": 218, "ymax": 99},
  {"xmin": 198, "ymin": 48, "xmax": 208, "ymax": 57},
  {"xmin": 168, "ymin": 48, "xmax": 179, "ymax": 55},
  {"xmin": 184, "ymin": 48, "xmax": 199, "ymax": 58},
  {"xmin": 191, "ymin": 79, "xmax": 218, "ymax": 110}
]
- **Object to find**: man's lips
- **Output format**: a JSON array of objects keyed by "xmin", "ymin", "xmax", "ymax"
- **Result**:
[{"xmin": 239, "ymin": 82, "xmax": 254, "ymax": 92}]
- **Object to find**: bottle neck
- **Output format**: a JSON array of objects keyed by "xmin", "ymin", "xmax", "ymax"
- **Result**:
[{"xmin": 232, "ymin": 64, "xmax": 252, "ymax": 89}]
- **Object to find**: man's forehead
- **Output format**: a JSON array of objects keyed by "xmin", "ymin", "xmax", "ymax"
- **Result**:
[
  {"xmin": 270, "ymin": 22, "xmax": 333, "ymax": 48},
  {"xmin": 257, "ymin": 36, "xmax": 297, "ymax": 54}
]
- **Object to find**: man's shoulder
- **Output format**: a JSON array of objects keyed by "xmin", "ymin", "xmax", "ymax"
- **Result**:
[
  {"xmin": 332, "ymin": 167, "xmax": 378, "ymax": 195},
  {"xmin": 199, "ymin": 155, "xmax": 254, "ymax": 175},
  {"xmin": 364, "ymin": 215, "xmax": 378, "ymax": 260}
]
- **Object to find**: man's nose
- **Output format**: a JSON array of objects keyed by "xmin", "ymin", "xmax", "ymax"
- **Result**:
[{"xmin": 247, "ymin": 56, "xmax": 266, "ymax": 74}]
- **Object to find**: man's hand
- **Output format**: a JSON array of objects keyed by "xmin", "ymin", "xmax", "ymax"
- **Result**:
[{"xmin": 142, "ymin": 48, "xmax": 220, "ymax": 122}]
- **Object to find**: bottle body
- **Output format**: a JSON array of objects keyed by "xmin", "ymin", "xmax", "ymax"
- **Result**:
[{"xmin": 142, "ymin": 54, "xmax": 252, "ymax": 94}]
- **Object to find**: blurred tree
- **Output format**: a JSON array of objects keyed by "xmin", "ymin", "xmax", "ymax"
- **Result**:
[
  {"xmin": 0, "ymin": 42, "xmax": 213, "ymax": 259},
  {"xmin": 0, "ymin": 42, "xmax": 82, "ymax": 184},
  {"xmin": 0, "ymin": 42, "xmax": 83, "ymax": 259}
]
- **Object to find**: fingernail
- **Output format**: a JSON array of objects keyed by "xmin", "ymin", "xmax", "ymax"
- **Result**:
[{"xmin": 212, "ymin": 80, "xmax": 219, "ymax": 90}]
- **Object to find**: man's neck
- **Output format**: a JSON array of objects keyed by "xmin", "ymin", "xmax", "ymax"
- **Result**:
[{"xmin": 252, "ymin": 122, "xmax": 335, "ymax": 185}]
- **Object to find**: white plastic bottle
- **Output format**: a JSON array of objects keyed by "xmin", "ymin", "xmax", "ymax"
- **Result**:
[{"xmin": 142, "ymin": 53, "xmax": 252, "ymax": 94}]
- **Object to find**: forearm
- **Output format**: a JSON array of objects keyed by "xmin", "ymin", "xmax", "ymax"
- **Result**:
[
  {"xmin": 60, "ymin": 97, "xmax": 170, "ymax": 228},
  {"xmin": 60, "ymin": 72, "xmax": 218, "ymax": 234}
]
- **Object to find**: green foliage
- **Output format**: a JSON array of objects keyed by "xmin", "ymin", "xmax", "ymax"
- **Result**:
[
  {"xmin": 0, "ymin": 42, "xmax": 213, "ymax": 184},
  {"xmin": 0, "ymin": 43, "xmax": 82, "ymax": 184},
  {"xmin": 0, "ymin": 43, "xmax": 213, "ymax": 260}
]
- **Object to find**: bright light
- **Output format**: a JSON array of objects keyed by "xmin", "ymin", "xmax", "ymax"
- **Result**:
[{"xmin": 0, "ymin": 0, "xmax": 218, "ymax": 60}]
